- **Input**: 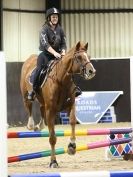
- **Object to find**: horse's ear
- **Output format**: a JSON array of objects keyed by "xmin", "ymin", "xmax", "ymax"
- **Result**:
[
  {"xmin": 75, "ymin": 41, "xmax": 81, "ymax": 51},
  {"xmin": 84, "ymin": 42, "xmax": 88, "ymax": 50}
]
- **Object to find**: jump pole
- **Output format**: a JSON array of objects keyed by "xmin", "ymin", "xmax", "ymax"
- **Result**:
[
  {"xmin": 8, "ymin": 171, "xmax": 133, "ymax": 177},
  {"xmin": 8, "ymin": 137, "xmax": 132, "ymax": 163},
  {"xmin": 7, "ymin": 128, "xmax": 133, "ymax": 138}
]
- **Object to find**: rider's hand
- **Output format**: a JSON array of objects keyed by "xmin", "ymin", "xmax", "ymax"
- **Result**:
[
  {"xmin": 54, "ymin": 52, "xmax": 61, "ymax": 59},
  {"xmin": 61, "ymin": 49, "xmax": 66, "ymax": 56}
]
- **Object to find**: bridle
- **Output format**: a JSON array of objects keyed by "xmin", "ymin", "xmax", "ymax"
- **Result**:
[{"xmin": 73, "ymin": 50, "xmax": 92, "ymax": 77}]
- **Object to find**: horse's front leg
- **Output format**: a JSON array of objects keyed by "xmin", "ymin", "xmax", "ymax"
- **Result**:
[
  {"xmin": 46, "ymin": 109, "xmax": 58, "ymax": 168},
  {"xmin": 67, "ymin": 104, "xmax": 77, "ymax": 155}
]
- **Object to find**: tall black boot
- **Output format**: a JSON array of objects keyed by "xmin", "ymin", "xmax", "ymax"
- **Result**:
[
  {"xmin": 75, "ymin": 86, "xmax": 82, "ymax": 97},
  {"xmin": 33, "ymin": 68, "xmax": 41, "ymax": 93}
]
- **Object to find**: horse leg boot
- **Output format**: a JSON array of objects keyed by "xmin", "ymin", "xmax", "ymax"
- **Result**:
[{"xmin": 67, "ymin": 107, "xmax": 76, "ymax": 155}]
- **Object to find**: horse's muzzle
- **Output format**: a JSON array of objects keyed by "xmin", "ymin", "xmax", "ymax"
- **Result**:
[{"xmin": 85, "ymin": 69, "xmax": 96, "ymax": 80}]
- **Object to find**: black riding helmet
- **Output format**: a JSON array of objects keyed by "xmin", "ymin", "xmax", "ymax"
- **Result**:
[{"xmin": 46, "ymin": 7, "xmax": 60, "ymax": 20}]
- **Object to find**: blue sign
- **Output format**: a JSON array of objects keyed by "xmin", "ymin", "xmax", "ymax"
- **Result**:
[{"xmin": 75, "ymin": 91, "xmax": 123, "ymax": 124}]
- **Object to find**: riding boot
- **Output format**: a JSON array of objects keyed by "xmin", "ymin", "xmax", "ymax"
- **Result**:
[
  {"xmin": 75, "ymin": 86, "xmax": 82, "ymax": 97},
  {"xmin": 33, "ymin": 68, "xmax": 41, "ymax": 92}
]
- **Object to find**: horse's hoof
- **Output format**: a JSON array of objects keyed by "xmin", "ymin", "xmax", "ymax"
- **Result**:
[
  {"xmin": 34, "ymin": 125, "xmax": 40, "ymax": 131},
  {"xmin": 26, "ymin": 125, "xmax": 34, "ymax": 130},
  {"xmin": 49, "ymin": 160, "xmax": 59, "ymax": 168},
  {"xmin": 123, "ymin": 153, "xmax": 133, "ymax": 161},
  {"xmin": 67, "ymin": 142, "xmax": 76, "ymax": 155}
]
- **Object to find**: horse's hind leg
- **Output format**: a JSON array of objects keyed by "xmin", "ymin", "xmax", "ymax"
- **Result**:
[
  {"xmin": 34, "ymin": 105, "xmax": 46, "ymax": 131},
  {"xmin": 67, "ymin": 104, "xmax": 77, "ymax": 155},
  {"xmin": 23, "ymin": 98, "xmax": 35, "ymax": 130}
]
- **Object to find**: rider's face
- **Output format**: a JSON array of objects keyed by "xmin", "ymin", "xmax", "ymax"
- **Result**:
[{"xmin": 50, "ymin": 14, "xmax": 59, "ymax": 25}]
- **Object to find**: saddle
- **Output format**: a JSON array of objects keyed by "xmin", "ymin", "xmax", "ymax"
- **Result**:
[{"xmin": 29, "ymin": 60, "xmax": 55, "ymax": 87}]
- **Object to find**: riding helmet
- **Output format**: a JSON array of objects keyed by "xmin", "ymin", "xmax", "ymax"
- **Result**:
[{"xmin": 46, "ymin": 7, "xmax": 60, "ymax": 20}]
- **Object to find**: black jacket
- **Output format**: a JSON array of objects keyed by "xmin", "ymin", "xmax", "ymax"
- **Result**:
[{"xmin": 39, "ymin": 23, "xmax": 67, "ymax": 54}]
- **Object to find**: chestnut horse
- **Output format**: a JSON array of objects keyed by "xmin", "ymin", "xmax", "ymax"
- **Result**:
[{"xmin": 20, "ymin": 41, "xmax": 96, "ymax": 167}]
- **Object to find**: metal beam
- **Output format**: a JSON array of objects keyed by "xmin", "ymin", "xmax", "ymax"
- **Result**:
[
  {"xmin": 0, "ymin": 0, "xmax": 3, "ymax": 50},
  {"xmin": 3, "ymin": 8, "xmax": 133, "ymax": 14},
  {"xmin": 46, "ymin": 0, "xmax": 61, "ymax": 10}
]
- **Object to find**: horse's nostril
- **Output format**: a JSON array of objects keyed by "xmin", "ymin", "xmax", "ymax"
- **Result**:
[{"xmin": 89, "ymin": 70, "xmax": 93, "ymax": 74}]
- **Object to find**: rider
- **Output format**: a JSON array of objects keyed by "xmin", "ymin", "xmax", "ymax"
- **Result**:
[{"xmin": 28, "ymin": 7, "xmax": 82, "ymax": 101}]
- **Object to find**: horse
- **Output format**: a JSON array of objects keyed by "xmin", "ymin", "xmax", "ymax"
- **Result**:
[{"xmin": 20, "ymin": 41, "xmax": 96, "ymax": 167}]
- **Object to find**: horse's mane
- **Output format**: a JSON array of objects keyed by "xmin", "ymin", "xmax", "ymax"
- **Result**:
[
  {"xmin": 49, "ymin": 45, "xmax": 76, "ymax": 80},
  {"xmin": 45, "ymin": 41, "xmax": 88, "ymax": 80},
  {"xmin": 64, "ymin": 46, "xmax": 75, "ymax": 59}
]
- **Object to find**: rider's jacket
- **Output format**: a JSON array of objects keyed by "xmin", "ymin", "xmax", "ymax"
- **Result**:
[{"xmin": 39, "ymin": 23, "xmax": 67, "ymax": 54}]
